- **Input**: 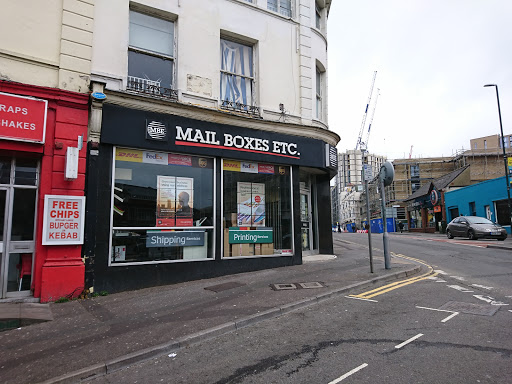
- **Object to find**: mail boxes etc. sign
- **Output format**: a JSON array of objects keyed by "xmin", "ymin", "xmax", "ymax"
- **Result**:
[
  {"xmin": 42, "ymin": 195, "xmax": 86, "ymax": 245},
  {"xmin": 0, "ymin": 92, "xmax": 48, "ymax": 144}
]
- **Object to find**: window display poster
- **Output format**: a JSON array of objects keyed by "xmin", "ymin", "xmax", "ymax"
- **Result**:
[
  {"xmin": 237, "ymin": 182, "xmax": 265, "ymax": 227},
  {"xmin": 156, "ymin": 176, "xmax": 194, "ymax": 227},
  {"xmin": 156, "ymin": 176, "xmax": 176, "ymax": 226},
  {"xmin": 176, "ymin": 177, "xmax": 194, "ymax": 227}
]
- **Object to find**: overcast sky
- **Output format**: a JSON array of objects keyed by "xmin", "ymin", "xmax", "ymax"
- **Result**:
[{"xmin": 327, "ymin": 0, "xmax": 512, "ymax": 160}]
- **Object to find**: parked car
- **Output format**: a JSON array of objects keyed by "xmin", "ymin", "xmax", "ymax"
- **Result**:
[{"xmin": 446, "ymin": 216, "xmax": 507, "ymax": 241}]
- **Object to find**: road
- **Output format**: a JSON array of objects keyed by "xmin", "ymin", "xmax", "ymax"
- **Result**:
[{"xmin": 87, "ymin": 232, "xmax": 512, "ymax": 383}]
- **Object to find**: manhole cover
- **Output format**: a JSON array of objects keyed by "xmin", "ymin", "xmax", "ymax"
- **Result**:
[
  {"xmin": 204, "ymin": 281, "xmax": 246, "ymax": 292},
  {"xmin": 270, "ymin": 282, "xmax": 326, "ymax": 291},
  {"xmin": 439, "ymin": 301, "xmax": 499, "ymax": 316}
]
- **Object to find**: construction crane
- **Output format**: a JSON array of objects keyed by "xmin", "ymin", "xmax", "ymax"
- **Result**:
[
  {"xmin": 355, "ymin": 71, "xmax": 377, "ymax": 152},
  {"xmin": 364, "ymin": 88, "xmax": 380, "ymax": 150}
]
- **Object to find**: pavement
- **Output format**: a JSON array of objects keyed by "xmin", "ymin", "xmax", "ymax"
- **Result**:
[{"xmin": 0, "ymin": 231, "xmax": 509, "ymax": 384}]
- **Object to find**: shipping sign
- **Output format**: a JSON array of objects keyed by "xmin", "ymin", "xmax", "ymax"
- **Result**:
[
  {"xmin": 146, "ymin": 231, "xmax": 205, "ymax": 247},
  {"xmin": 42, "ymin": 195, "xmax": 86, "ymax": 245}
]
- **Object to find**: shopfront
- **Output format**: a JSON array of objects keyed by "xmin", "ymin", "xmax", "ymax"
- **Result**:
[
  {"xmin": 85, "ymin": 104, "xmax": 337, "ymax": 293},
  {"xmin": 0, "ymin": 82, "xmax": 89, "ymax": 302},
  {"xmin": 406, "ymin": 186, "xmax": 442, "ymax": 233}
]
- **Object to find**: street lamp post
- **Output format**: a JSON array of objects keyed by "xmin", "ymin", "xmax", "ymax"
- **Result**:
[{"xmin": 484, "ymin": 84, "xmax": 512, "ymax": 227}]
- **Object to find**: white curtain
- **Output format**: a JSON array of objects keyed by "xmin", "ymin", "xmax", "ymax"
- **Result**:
[{"xmin": 220, "ymin": 40, "xmax": 253, "ymax": 107}]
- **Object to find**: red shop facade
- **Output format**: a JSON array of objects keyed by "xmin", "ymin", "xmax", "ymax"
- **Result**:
[{"xmin": 0, "ymin": 80, "xmax": 88, "ymax": 302}]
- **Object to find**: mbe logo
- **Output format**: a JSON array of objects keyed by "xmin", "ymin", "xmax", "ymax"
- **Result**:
[{"xmin": 146, "ymin": 120, "xmax": 167, "ymax": 141}]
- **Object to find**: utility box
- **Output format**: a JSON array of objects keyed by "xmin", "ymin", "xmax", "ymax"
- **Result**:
[{"xmin": 65, "ymin": 147, "xmax": 79, "ymax": 180}]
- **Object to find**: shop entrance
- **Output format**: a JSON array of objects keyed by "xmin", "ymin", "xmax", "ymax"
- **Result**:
[
  {"xmin": 300, "ymin": 190, "xmax": 313, "ymax": 254},
  {"xmin": 0, "ymin": 157, "xmax": 38, "ymax": 299}
]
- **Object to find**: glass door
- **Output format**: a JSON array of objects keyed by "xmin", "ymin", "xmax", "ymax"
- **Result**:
[
  {"xmin": 0, "ymin": 188, "xmax": 8, "ymax": 298},
  {"xmin": 0, "ymin": 157, "xmax": 38, "ymax": 298},
  {"xmin": 300, "ymin": 191, "xmax": 312, "ymax": 253}
]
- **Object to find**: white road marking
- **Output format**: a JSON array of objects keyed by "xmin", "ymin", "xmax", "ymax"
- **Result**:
[
  {"xmin": 450, "ymin": 276, "xmax": 466, "ymax": 281},
  {"xmin": 328, "ymin": 363, "xmax": 368, "ymax": 384},
  {"xmin": 427, "ymin": 276, "xmax": 446, "ymax": 282},
  {"xmin": 471, "ymin": 284, "xmax": 493, "ymax": 290},
  {"xmin": 345, "ymin": 296, "xmax": 378, "ymax": 303},
  {"xmin": 395, "ymin": 333, "xmax": 423, "ymax": 349},
  {"xmin": 441, "ymin": 312, "xmax": 459, "ymax": 322},
  {"xmin": 473, "ymin": 295, "xmax": 509, "ymax": 306},
  {"xmin": 447, "ymin": 285, "xmax": 474, "ymax": 293},
  {"xmin": 434, "ymin": 270, "xmax": 448, "ymax": 275},
  {"xmin": 416, "ymin": 306, "xmax": 459, "ymax": 322}
]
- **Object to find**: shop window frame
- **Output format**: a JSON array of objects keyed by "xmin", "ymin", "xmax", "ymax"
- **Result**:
[
  {"xmin": 108, "ymin": 147, "xmax": 216, "ymax": 267},
  {"xmin": 220, "ymin": 158, "xmax": 295, "ymax": 259}
]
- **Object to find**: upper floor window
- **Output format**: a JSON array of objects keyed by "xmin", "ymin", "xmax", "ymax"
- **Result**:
[
  {"xmin": 410, "ymin": 164, "xmax": 419, "ymax": 178},
  {"xmin": 484, "ymin": 140, "xmax": 487, "ymax": 149},
  {"xmin": 316, "ymin": 68, "xmax": 323, "ymax": 119},
  {"xmin": 268, "ymin": 0, "xmax": 292, "ymax": 17},
  {"xmin": 220, "ymin": 38, "xmax": 257, "ymax": 115},
  {"xmin": 128, "ymin": 11, "xmax": 176, "ymax": 99},
  {"xmin": 315, "ymin": 4, "xmax": 321, "ymax": 29}
]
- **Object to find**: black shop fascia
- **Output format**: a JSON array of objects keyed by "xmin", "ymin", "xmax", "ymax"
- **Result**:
[{"xmin": 101, "ymin": 104, "xmax": 337, "ymax": 171}]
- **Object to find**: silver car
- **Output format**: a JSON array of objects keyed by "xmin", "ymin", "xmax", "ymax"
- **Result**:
[{"xmin": 446, "ymin": 216, "xmax": 507, "ymax": 241}]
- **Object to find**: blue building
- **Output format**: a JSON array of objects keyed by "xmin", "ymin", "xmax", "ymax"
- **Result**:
[{"xmin": 444, "ymin": 176, "xmax": 511, "ymax": 234}]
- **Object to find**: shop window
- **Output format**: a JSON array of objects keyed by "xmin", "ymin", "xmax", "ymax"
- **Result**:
[
  {"xmin": 0, "ymin": 156, "xmax": 11, "ymax": 184},
  {"xmin": 127, "ymin": 11, "xmax": 176, "ymax": 99},
  {"xmin": 410, "ymin": 210, "xmax": 422, "ymax": 229},
  {"xmin": 14, "ymin": 158, "xmax": 38, "ymax": 186},
  {"xmin": 220, "ymin": 38, "xmax": 256, "ymax": 114},
  {"xmin": 267, "ymin": 0, "xmax": 292, "ymax": 17},
  {"xmin": 111, "ymin": 148, "xmax": 214, "ymax": 264},
  {"xmin": 222, "ymin": 160, "xmax": 292, "ymax": 257},
  {"xmin": 495, "ymin": 199, "xmax": 511, "ymax": 226}
]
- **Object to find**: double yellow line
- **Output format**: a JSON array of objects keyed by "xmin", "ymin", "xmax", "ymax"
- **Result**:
[{"xmin": 349, "ymin": 254, "xmax": 438, "ymax": 300}]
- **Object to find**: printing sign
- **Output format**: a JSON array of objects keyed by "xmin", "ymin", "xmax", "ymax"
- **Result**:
[
  {"xmin": 146, "ymin": 231, "xmax": 205, "ymax": 247},
  {"xmin": 0, "ymin": 92, "xmax": 47, "ymax": 144},
  {"xmin": 42, "ymin": 195, "xmax": 86, "ymax": 245},
  {"xmin": 229, "ymin": 229, "xmax": 273, "ymax": 244}
]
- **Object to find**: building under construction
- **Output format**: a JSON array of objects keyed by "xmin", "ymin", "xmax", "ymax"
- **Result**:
[{"xmin": 334, "ymin": 133, "xmax": 512, "ymax": 232}]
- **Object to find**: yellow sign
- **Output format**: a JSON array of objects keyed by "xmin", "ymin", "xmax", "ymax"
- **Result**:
[
  {"xmin": 115, "ymin": 148, "xmax": 143, "ymax": 162},
  {"xmin": 223, "ymin": 160, "xmax": 241, "ymax": 172},
  {"xmin": 508, "ymin": 157, "xmax": 512, "ymax": 167}
]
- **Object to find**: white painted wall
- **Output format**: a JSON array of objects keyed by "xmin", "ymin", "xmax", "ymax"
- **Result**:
[
  {"xmin": 0, "ymin": 0, "xmax": 94, "ymax": 93},
  {"xmin": 91, "ymin": 0, "xmax": 329, "ymax": 126}
]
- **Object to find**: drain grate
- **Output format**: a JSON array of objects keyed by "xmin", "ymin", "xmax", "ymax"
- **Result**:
[
  {"xmin": 270, "ymin": 282, "xmax": 326, "ymax": 291},
  {"xmin": 439, "ymin": 301, "xmax": 499, "ymax": 316},
  {"xmin": 204, "ymin": 281, "xmax": 246, "ymax": 292}
]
